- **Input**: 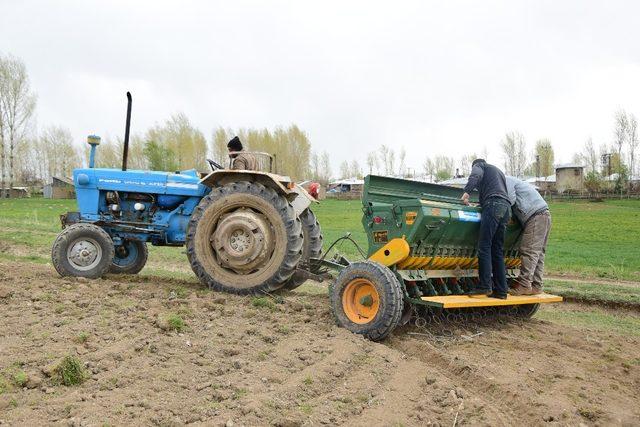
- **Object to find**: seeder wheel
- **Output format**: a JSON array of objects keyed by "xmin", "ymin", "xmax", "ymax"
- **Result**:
[{"xmin": 330, "ymin": 261, "xmax": 404, "ymax": 341}]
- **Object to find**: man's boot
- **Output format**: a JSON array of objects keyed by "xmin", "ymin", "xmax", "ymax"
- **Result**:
[{"xmin": 508, "ymin": 282, "xmax": 534, "ymax": 296}]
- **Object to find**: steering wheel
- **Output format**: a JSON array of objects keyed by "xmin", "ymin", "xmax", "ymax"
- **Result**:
[{"xmin": 206, "ymin": 158, "xmax": 223, "ymax": 171}]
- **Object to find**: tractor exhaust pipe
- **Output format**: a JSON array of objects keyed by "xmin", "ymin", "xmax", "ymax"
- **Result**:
[{"xmin": 122, "ymin": 91, "xmax": 132, "ymax": 171}]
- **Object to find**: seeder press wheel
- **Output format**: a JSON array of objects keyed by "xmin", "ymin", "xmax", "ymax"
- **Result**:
[{"xmin": 330, "ymin": 261, "xmax": 404, "ymax": 341}]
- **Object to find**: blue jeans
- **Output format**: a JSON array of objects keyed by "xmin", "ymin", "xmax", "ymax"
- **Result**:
[{"xmin": 477, "ymin": 197, "xmax": 510, "ymax": 294}]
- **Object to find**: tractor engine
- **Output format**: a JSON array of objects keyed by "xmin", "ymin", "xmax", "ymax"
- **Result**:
[
  {"xmin": 65, "ymin": 167, "xmax": 209, "ymax": 246},
  {"xmin": 104, "ymin": 191, "xmax": 155, "ymax": 222}
]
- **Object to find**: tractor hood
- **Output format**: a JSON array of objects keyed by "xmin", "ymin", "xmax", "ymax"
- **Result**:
[{"xmin": 74, "ymin": 168, "xmax": 208, "ymax": 197}]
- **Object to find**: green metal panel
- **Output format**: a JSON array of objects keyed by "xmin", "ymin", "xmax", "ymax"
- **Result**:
[{"xmin": 361, "ymin": 175, "xmax": 522, "ymax": 262}]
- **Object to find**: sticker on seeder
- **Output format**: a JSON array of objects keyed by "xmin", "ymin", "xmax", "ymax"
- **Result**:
[{"xmin": 457, "ymin": 210, "xmax": 481, "ymax": 222}]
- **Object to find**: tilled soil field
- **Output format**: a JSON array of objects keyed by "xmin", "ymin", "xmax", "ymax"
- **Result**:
[{"xmin": 1, "ymin": 261, "xmax": 639, "ymax": 426}]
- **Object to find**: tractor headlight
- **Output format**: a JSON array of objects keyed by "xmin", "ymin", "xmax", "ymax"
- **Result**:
[{"xmin": 134, "ymin": 203, "xmax": 145, "ymax": 212}]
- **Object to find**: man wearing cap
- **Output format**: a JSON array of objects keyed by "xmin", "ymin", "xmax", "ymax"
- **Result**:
[
  {"xmin": 505, "ymin": 177, "xmax": 551, "ymax": 295},
  {"xmin": 227, "ymin": 136, "xmax": 258, "ymax": 171},
  {"xmin": 461, "ymin": 159, "xmax": 511, "ymax": 299}
]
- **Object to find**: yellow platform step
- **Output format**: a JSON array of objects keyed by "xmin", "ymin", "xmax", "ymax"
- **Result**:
[{"xmin": 420, "ymin": 293, "xmax": 563, "ymax": 308}]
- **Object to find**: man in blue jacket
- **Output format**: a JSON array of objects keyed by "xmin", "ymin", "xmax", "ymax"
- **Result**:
[
  {"xmin": 461, "ymin": 159, "xmax": 511, "ymax": 299},
  {"xmin": 506, "ymin": 177, "xmax": 552, "ymax": 295}
]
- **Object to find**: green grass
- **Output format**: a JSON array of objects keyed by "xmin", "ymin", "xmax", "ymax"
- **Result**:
[
  {"xmin": 251, "ymin": 296, "xmax": 275, "ymax": 310},
  {"xmin": 544, "ymin": 280, "xmax": 640, "ymax": 305},
  {"xmin": 1, "ymin": 197, "xmax": 639, "ymax": 281},
  {"xmin": 312, "ymin": 199, "xmax": 368, "ymax": 261},
  {"xmin": 544, "ymin": 200, "xmax": 640, "ymax": 281},
  {"xmin": 75, "ymin": 332, "xmax": 90, "ymax": 344},
  {"xmin": 166, "ymin": 314, "xmax": 186, "ymax": 332},
  {"xmin": 537, "ymin": 308, "xmax": 640, "ymax": 336},
  {"xmin": 12, "ymin": 370, "xmax": 27, "ymax": 388},
  {"xmin": 53, "ymin": 355, "xmax": 87, "ymax": 386}
]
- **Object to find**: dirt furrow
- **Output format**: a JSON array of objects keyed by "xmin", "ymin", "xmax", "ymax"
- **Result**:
[{"xmin": 1, "ymin": 261, "xmax": 639, "ymax": 426}]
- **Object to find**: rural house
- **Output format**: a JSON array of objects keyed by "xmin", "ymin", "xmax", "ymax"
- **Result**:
[
  {"xmin": 44, "ymin": 176, "xmax": 75, "ymax": 199},
  {"xmin": 555, "ymin": 164, "xmax": 584, "ymax": 194}
]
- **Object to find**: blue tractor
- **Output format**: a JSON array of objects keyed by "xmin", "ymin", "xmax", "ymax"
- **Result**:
[{"xmin": 52, "ymin": 93, "xmax": 322, "ymax": 294}]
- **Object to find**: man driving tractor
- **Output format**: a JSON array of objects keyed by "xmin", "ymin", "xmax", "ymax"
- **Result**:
[{"xmin": 227, "ymin": 136, "xmax": 258, "ymax": 170}]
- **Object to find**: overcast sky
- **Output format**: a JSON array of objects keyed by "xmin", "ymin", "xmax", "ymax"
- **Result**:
[{"xmin": 2, "ymin": 0, "xmax": 640, "ymax": 174}]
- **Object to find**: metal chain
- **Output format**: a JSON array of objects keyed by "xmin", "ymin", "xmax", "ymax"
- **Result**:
[{"xmin": 407, "ymin": 305, "xmax": 522, "ymax": 347}]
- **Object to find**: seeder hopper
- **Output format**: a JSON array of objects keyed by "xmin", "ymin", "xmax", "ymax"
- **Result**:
[{"xmin": 320, "ymin": 175, "xmax": 562, "ymax": 341}]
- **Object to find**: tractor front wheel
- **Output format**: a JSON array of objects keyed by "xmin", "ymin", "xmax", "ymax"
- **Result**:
[
  {"xmin": 52, "ymin": 223, "xmax": 115, "ymax": 279},
  {"xmin": 186, "ymin": 181, "xmax": 303, "ymax": 294},
  {"xmin": 330, "ymin": 261, "xmax": 404, "ymax": 341},
  {"xmin": 110, "ymin": 239, "xmax": 148, "ymax": 274}
]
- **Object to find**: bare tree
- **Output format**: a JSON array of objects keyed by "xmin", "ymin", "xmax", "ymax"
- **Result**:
[
  {"xmin": 500, "ymin": 131, "xmax": 527, "ymax": 177},
  {"xmin": 0, "ymin": 54, "xmax": 36, "ymax": 197},
  {"xmin": 398, "ymin": 147, "xmax": 406, "ymax": 176},
  {"xmin": 37, "ymin": 126, "xmax": 81, "ymax": 181},
  {"xmin": 378, "ymin": 146, "xmax": 389, "ymax": 175},
  {"xmin": 628, "ymin": 114, "xmax": 638, "ymax": 177},
  {"xmin": 211, "ymin": 127, "xmax": 232, "ymax": 166},
  {"xmin": 481, "ymin": 146, "xmax": 489, "ymax": 162},
  {"xmin": 614, "ymin": 110, "xmax": 628, "ymax": 159},
  {"xmin": 320, "ymin": 151, "xmax": 332, "ymax": 184},
  {"xmin": 459, "ymin": 153, "xmax": 477, "ymax": 176},
  {"xmin": 350, "ymin": 159, "xmax": 362, "ymax": 179},
  {"xmin": 534, "ymin": 139, "xmax": 554, "ymax": 177},
  {"xmin": 423, "ymin": 157, "xmax": 435, "ymax": 182},
  {"xmin": 309, "ymin": 151, "xmax": 320, "ymax": 181},
  {"xmin": 339, "ymin": 160, "xmax": 350, "ymax": 179},
  {"xmin": 433, "ymin": 155, "xmax": 455, "ymax": 182},
  {"xmin": 580, "ymin": 138, "xmax": 599, "ymax": 174},
  {"xmin": 366, "ymin": 151, "xmax": 378, "ymax": 175},
  {"xmin": 378, "ymin": 145, "xmax": 396, "ymax": 176},
  {"xmin": 0, "ymin": 59, "xmax": 6, "ymax": 195}
]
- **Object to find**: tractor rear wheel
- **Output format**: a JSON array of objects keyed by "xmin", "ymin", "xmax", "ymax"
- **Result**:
[
  {"xmin": 281, "ymin": 208, "xmax": 323, "ymax": 290},
  {"xmin": 110, "ymin": 239, "xmax": 148, "ymax": 274},
  {"xmin": 52, "ymin": 223, "xmax": 114, "ymax": 279},
  {"xmin": 330, "ymin": 261, "xmax": 404, "ymax": 341},
  {"xmin": 186, "ymin": 181, "xmax": 303, "ymax": 294}
]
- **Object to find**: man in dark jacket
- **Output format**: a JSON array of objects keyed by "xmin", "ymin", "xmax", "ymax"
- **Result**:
[{"xmin": 461, "ymin": 159, "xmax": 511, "ymax": 299}]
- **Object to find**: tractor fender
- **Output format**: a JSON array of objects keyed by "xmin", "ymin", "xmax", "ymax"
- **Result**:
[{"xmin": 199, "ymin": 170, "xmax": 317, "ymax": 216}]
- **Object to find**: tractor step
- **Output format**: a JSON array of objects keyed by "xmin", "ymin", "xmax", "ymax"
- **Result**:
[{"xmin": 420, "ymin": 293, "xmax": 562, "ymax": 308}]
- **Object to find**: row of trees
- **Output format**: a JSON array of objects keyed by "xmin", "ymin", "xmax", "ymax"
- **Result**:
[
  {"xmin": 499, "ymin": 111, "xmax": 639, "ymax": 184},
  {"xmin": 331, "ymin": 135, "xmax": 556, "ymax": 183},
  {"xmin": 0, "ymin": 54, "xmax": 37, "ymax": 197},
  {"xmin": 16, "ymin": 118, "xmax": 316, "ymax": 184},
  {"xmin": 333, "ymin": 145, "xmax": 407, "ymax": 180},
  {"xmin": 3, "ymin": 50, "xmax": 639, "ymax": 194},
  {"xmin": 498, "ymin": 133, "xmax": 555, "ymax": 178},
  {"xmin": 573, "ymin": 110, "xmax": 639, "ymax": 193},
  {"xmin": 0, "ymin": 53, "xmax": 320, "ymax": 197}
]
